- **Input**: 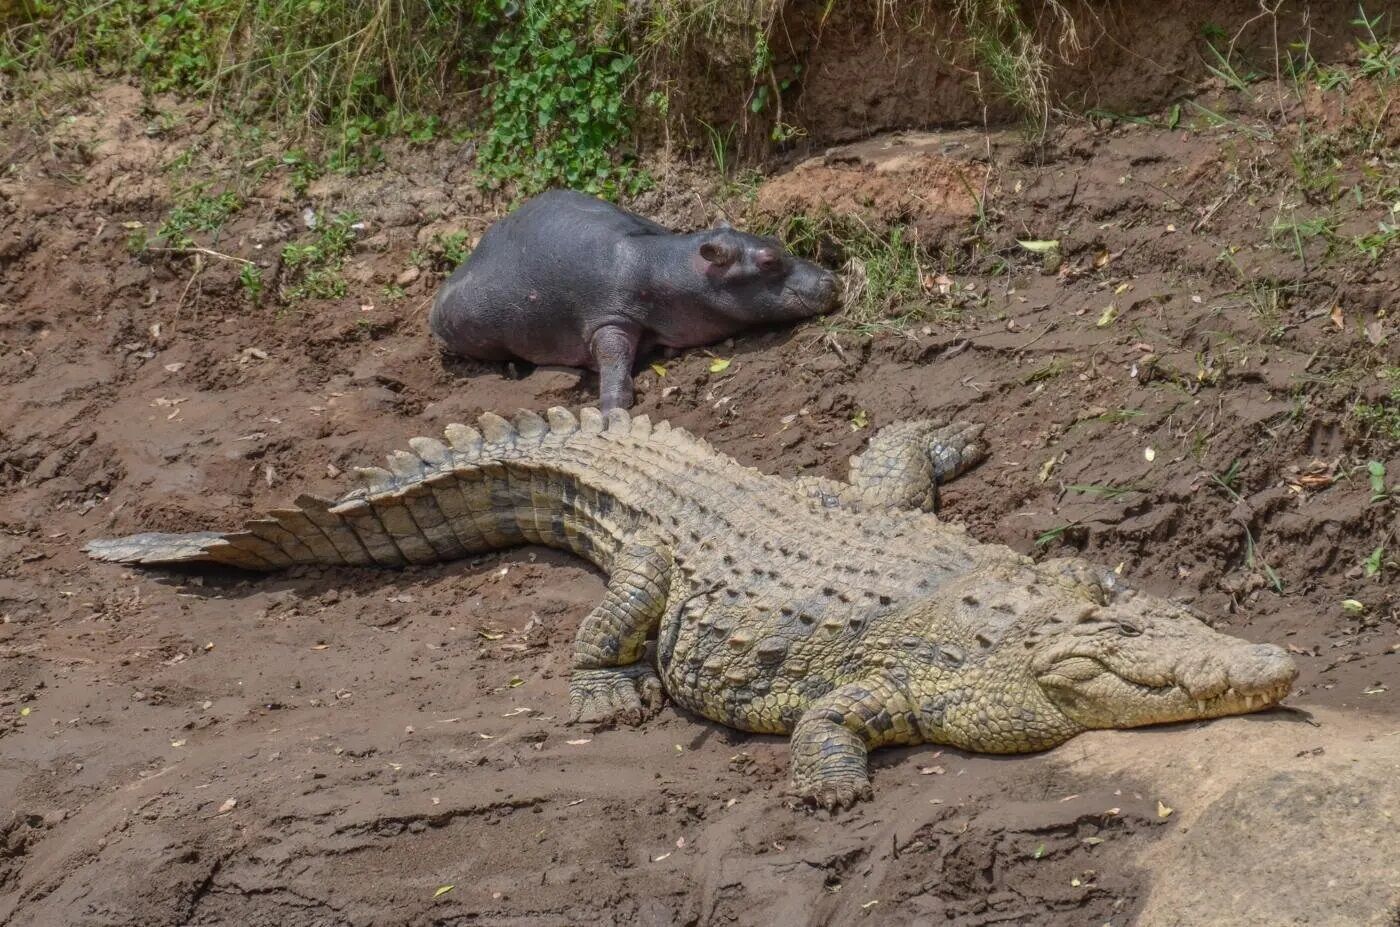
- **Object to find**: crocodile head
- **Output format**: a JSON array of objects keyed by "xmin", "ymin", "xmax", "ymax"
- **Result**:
[{"xmin": 904, "ymin": 563, "xmax": 1298, "ymax": 753}]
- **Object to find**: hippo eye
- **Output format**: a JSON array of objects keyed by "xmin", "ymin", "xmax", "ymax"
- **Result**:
[
  {"xmin": 699, "ymin": 240, "xmax": 738, "ymax": 267},
  {"xmin": 1117, "ymin": 622, "xmax": 1142, "ymax": 637},
  {"xmin": 755, "ymin": 249, "xmax": 783, "ymax": 273}
]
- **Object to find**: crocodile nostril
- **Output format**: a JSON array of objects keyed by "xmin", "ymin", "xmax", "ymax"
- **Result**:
[{"xmin": 1234, "ymin": 644, "xmax": 1298, "ymax": 689}]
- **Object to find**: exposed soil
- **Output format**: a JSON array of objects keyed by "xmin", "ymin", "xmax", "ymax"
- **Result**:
[
  {"xmin": 2, "ymin": 66, "xmax": 1399, "ymax": 926},
  {"xmin": 665, "ymin": 0, "xmax": 1368, "ymax": 154}
]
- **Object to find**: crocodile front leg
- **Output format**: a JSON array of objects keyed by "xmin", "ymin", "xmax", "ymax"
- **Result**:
[
  {"xmin": 795, "ymin": 418, "xmax": 986, "ymax": 513},
  {"xmin": 569, "ymin": 533, "xmax": 673, "ymax": 726},
  {"xmin": 787, "ymin": 673, "xmax": 921, "ymax": 810}
]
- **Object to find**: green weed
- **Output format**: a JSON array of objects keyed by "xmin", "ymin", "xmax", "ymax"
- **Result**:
[
  {"xmin": 1067, "ymin": 483, "xmax": 1146, "ymax": 500},
  {"xmin": 1021, "ymin": 359, "xmax": 1068, "ymax": 385},
  {"xmin": 1270, "ymin": 211, "xmax": 1340, "ymax": 257},
  {"xmin": 1034, "ymin": 522, "xmax": 1082, "ymax": 548},
  {"xmin": 1202, "ymin": 38, "xmax": 1262, "ymax": 93},
  {"xmin": 239, "ymin": 263, "xmax": 264, "ymax": 307},
  {"xmin": 1366, "ymin": 460, "xmax": 1396, "ymax": 504},
  {"xmin": 1353, "ymin": 6, "xmax": 1400, "ymax": 81},
  {"xmin": 157, "ymin": 187, "xmax": 242, "ymax": 247},
  {"xmin": 475, "ymin": 0, "xmax": 645, "ymax": 197},
  {"xmin": 754, "ymin": 212, "xmax": 961, "ymax": 333},
  {"xmin": 1212, "ymin": 458, "xmax": 1245, "ymax": 504},
  {"xmin": 1353, "ymin": 209, "xmax": 1400, "ymax": 262},
  {"xmin": 1363, "ymin": 544, "xmax": 1386, "ymax": 577},
  {"xmin": 1353, "ymin": 371, "xmax": 1400, "ymax": 444},
  {"xmin": 280, "ymin": 212, "xmax": 359, "ymax": 302},
  {"xmin": 1243, "ymin": 526, "xmax": 1284, "ymax": 594}
]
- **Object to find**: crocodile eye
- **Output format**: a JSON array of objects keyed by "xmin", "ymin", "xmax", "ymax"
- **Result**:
[
  {"xmin": 1117, "ymin": 622, "xmax": 1142, "ymax": 637},
  {"xmin": 935, "ymin": 644, "xmax": 965, "ymax": 668}
]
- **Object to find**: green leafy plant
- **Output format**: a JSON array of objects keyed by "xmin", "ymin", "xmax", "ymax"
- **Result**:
[
  {"xmin": 1202, "ymin": 38, "xmax": 1262, "ymax": 93},
  {"xmin": 475, "ymin": 0, "xmax": 645, "ymax": 197},
  {"xmin": 1363, "ymin": 545, "xmax": 1385, "ymax": 577},
  {"xmin": 1068, "ymin": 483, "xmax": 1146, "ymax": 500},
  {"xmin": 240, "ymin": 263, "xmax": 265, "ymax": 306},
  {"xmin": 1211, "ymin": 458, "xmax": 1245, "ymax": 504},
  {"xmin": 1353, "ymin": 373, "xmax": 1400, "ymax": 444},
  {"xmin": 1366, "ymin": 460, "xmax": 1397, "ymax": 504},
  {"xmin": 1353, "ymin": 6, "xmax": 1400, "ymax": 81},
  {"xmin": 1243, "ymin": 526, "xmax": 1284, "ymax": 594},
  {"xmin": 157, "ymin": 187, "xmax": 242, "ymax": 247},
  {"xmin": 280, "ymin": 212, "xmax": 359, "ymax": 301}
]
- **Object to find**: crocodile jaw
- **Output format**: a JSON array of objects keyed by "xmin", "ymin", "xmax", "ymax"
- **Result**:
[{"xmin": 1035, "ymin": 643, "xmax": 1298, "ymax": 730}]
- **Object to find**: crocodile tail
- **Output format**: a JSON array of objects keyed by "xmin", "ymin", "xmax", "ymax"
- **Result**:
[
  {"xmin": 83, "ymin": 492, "xmax": 380, "ymax": 571},
  {"xmin": 83, "ymin": 406, "xmax": 665, "ymax": 572}
]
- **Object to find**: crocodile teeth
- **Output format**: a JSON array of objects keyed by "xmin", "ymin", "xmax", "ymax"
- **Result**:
[{"xmin": 1195, "ymin": 699, "xmax": 1207, "ymax": 712}]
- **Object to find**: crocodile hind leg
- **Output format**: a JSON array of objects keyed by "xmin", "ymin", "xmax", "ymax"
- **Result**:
[
  {"xmin": 569, "ymin": 534, "xmax": 673, "ymax": 726},
  {"xmin": 787, "ymin": 673, "xmax": 921, "ymax": 810},
  {"xmin": 795, "ymin": 418, "xmax": 986, "ymax": 513}
]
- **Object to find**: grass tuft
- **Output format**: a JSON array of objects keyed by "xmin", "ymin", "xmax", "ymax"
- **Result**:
[{"xmin": 756, "ymin": 212, "xmax": 969, "ymax": 334}]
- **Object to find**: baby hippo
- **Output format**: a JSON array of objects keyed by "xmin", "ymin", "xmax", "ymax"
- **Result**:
[{"xmin": 429, "ymin": 190, "xmax": 839, "ymax": 410}]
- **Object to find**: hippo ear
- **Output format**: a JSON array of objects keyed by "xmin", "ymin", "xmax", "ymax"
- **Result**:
[
  {"xmin": 699, "ymin": 238, "xmax": 738, "ymax": 267},
  {"xmin": 715, "ymin": 218, "xmax": 733, "ymax": 230}
]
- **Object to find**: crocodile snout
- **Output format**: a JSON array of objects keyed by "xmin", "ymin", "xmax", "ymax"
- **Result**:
[
  {"xmin": 1229, "ymin": 643, "xmax": 1298, "ymax": 692},
  {"xmin": 1173, "ymin": 641, "xmax": 1296, "ymax": 714}
]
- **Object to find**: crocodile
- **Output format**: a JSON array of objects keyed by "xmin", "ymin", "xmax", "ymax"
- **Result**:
[{"xmin": 86, "ymin": 407, "xmax": 1298, "ymax": 809}]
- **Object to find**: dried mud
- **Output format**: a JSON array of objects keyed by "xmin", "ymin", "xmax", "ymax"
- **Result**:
[{"xmin": 2, "ymin": 77, "xmax": 1398, "ymax": 926}]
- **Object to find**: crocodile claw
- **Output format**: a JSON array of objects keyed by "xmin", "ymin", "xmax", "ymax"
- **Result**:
[
  {"xmin": 786, "ymin": 776, "xmax": 874, "ymax": 812},
  {"xmin": 568, "ymin": 665, "xmax": 665, "ymax": 727}
]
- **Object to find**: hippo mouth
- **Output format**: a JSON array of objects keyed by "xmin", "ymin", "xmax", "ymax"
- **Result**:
[{"xmin": 783, "ymin": 277, "xmax": 840, "ymax": 318}]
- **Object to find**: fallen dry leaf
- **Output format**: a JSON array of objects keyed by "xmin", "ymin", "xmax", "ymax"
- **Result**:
[{"xmin": 1157, "ymin": 800, "xmax": 1174, "ymax": 819}]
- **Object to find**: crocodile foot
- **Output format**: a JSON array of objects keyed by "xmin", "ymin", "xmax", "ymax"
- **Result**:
[
  {"xmin": 786, "ymin": 773, "xmax": 874, "ymax": 812},
  {"xmin": 926, "ymin": 421, "xmax": 986, "ymax": 484},
  {"xmin": 568, "ymin": 665, "xmax": 664, "ymax": 727}
]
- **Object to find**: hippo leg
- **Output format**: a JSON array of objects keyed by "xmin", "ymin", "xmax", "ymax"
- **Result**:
[{"xmin": 590, "ymin": 324, "xmax": 640, "ymax": 412}]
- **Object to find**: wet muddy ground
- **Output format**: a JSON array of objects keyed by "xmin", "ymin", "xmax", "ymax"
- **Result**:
[{"xmin": 2, "ymin": 73, "xmax": 1397, "ymax": 925}]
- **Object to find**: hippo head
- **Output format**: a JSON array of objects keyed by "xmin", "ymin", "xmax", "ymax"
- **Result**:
[{"xmin": 691, "ymin": 228, "xmax": 839, "ymax": 323}]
